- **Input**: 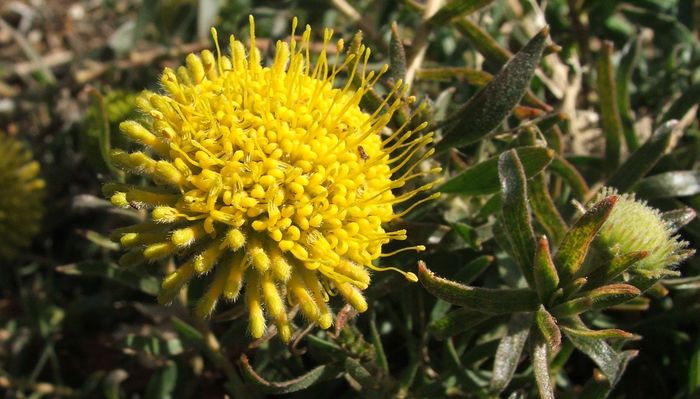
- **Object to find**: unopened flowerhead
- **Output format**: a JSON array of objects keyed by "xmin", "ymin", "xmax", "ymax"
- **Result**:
[
  {"xmin": 0, "ymin": 134, "xmax": 45, "ymax": 260},
  {"xmin": 592, "ymin": 187, "xmax": 694, "ymax": 279},
  {"xmin": 106, "ymin": 17, "xmax": 439, "ymax": 342}
]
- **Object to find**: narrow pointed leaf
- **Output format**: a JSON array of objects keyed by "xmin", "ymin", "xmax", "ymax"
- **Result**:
[
  {"xmin": 416, "ymin": 67, "xmax": 492, "ymax": 85},
  {"xmin": 554, "ymin": 196, "xmax": 618, "ymax": 283},
  {"xmin": 616, "ymin": 38, "xmax": 641, "ymax": 151},
  {"xmin": 596, "ymin": 41, "xmax": 623, "ymax": 169},
  {"xmin": 170, "ymin": 317, "xmax": 204, "ymax": 342},
  {"xmin": 550, "ymin": 297, "xmax": 593, "ymax": 318},
  {"xmin": 537, "ymin": 112, "xmax": 568, "ymax": 136},
  {"xmin": 239, "ymin": 354, "xmax": 342, "ymax": 394},
  {"xmin": 369, "ymin": 317, "xmax": 389, "ymax": 374},
  {"xmin": 439, "ymin": 146, "xmax": 554, "ymax": 194},
  {"xmin": 635, "ymin": 171, "xmax": 700, "ymax": 198},
  {"xmin": 661, "ymin": 207, "xmax": 697, "ymax": 233},
  {"xmin": 605, "ymin": 251, "xmax": 649, "ymax": 281},
  {"xmin": 689, "ymin": 335, "xmax": 700, "ymax": 397},
  {"xmin": 550, "ymin": 155, "xmax": 589, "ymax": 200},
  {"xmin": 531, "ymin": 330, "xmax": 555, "ymax": 399},
  {"xmin": 660, "ymin": 81, "xmax": 700, "ymax": 123},
  {"xmin": 453, "ymin": 18, "xmax": 510, "ymax": 66},
  {"xmin": 607, "ymin": 120, "xmax": 678, "ymax": 192},
  {"xmin": 454, "ymin": 255, "xmax": 494, "ymax": 284},
  {"xmin": 582, "ymin": 284, "xmax": 641, "ymax": 310},
  {"xmin": 429, "ymin": 308, "xmax": 493, "ymax": 340},
  {"xmin": 499, "ymin": 149, "xmax": 537, "ymax": 286},
  {"xmin": 561, "ymin": 277, "xmax": 589, "ymax": 299},
  {"xmin": 451, "ymin": 222, "xmax": 481, "ymax": 249},
  {"xmin": 535, "ymin": 307, "xmax": 561, "ymax": 350},
  {"xmin": 56, "ymin": 261, "xmax": 160, "ymax": 296},
  {"xmin": 559, "ymin": 325, "xmax": 637, "ymax": 341},
  {"xmin": 444, "ymin": 339, "xmax": 489, "ymax": 393},
  {"xmin": 389, "ymin": 22, "xmax": 407, "ymax": 82},
  {"xmin": 428, "ymin": 0, "xmax": 497, "ymax": 26},
  {"xmin": 344, "ymin": 358, "xmax": 375, "ymax": 390},
  {"xmin": 490, "ymin": 313, "xmax": 533, "ymax": 394},
  {"xmin": 529, "ymin": 175, "xmax": 567, "ymax": 243},
  {"xmin": 533, "ymin": 236, "xmax": 560, "ymax": 302},
  {"xmin": 418, "ymin": 261, "xmax": 540, "ymax": 313},
  {"xmin": 436, "ymin": 26, "xmax": 550, "ymax": 152},
  {"xmin": 564, "ymin": 329, "xmax": 638, "ymax": 386},
  {"xmin": 145, "ymin": 362, "xmax": 177, "ymax": 399}
]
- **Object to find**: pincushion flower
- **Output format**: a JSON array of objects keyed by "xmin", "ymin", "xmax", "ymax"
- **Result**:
[
  {"xmin": 592, "ymin": 187, "xmax": 694, "ymax": 279},
  {"xmin": 105, "ymin": 17, "xmax": 439, "ymax": 342},
  {"xmin": 0, "ymin": 134, "xmax": 45, "ymax": 260}
]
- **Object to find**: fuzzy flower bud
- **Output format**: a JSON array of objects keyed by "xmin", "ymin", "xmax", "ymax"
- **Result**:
[{"xmin": 592, "ymin": 187, "xmax": 694, "ymax": 279}]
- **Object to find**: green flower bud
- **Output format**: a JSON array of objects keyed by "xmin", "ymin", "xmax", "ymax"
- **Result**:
[{"xmin": 592, "ymin": 187, "xmax": 694, "ymax": 279}]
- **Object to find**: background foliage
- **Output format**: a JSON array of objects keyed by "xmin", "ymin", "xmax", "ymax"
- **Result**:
[{"xmin": 1, "ymin": 0, "xmax": 700, "ymax": 397}]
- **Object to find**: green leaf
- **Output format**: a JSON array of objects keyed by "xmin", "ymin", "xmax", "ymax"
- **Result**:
[
  {"xmin": 369, "ymin": 316, "xmax": 389, "ymax": 373},
  {"xmin": 490, "ymin": 313, "xmax": 533, "ymax": 395},
  {"xmin": 79, "ymin": 230, "xmax": 121, "ymax": 251},
  {"xmin": 103, "ymin": 369, "xmax": 128, "ymax": 399},
  {"xmin": 121, "ymin": 333, "xmax": 183, "ymax": 356},
  {"xmin": 661, "ymin": 207, "xmax": 697, "ymax": 233},
  {"xmin": 453, "ymin": 18, "xmax": 510, "ymax": 67},
  {"xmin": 87, "ymin": 89, "xmax": 123, "ymax": 179},
  {"xmin": 552, "ymin": 284, "xmax": 640, "ymax": 317},
  {"xmin": 416, "ymin": 67, "xmax": 492, "ymax": 85},
  {"xmin": 550, "ymin": 297, "xmax": 593, "ymax": 317},
  {"xmin": 530, "ymin": 330, "xmax": 555, "ymax": 399},
  {"xmin": 429, "ymin": 308, "xmax": 493, "ymax": 339},
  {"xmin": 439, "ymin": 146, "xmax": 554, "ymax": 195},
  {"xmin": 596, "ymin": 41, "xmax": 624, "ymax": 170},
  {"xmin": 554, "ymin": 196, "xmax": 618, "ymax": 283},
  {"xmin": 529, "ymin": 174, "xmax": 567, "ymax": 244},
  {"xmin": 56, "ymin": 261, "xmax": 160, "ymax": 296},
  {"xmin": 239, "ymin": 354, "xmax": 342, "ymax": 394},
  {"xmin": 549, "ymin": 155, "xmax": 589, "ymax": 200},
  {"xmin": 559, "ymin": 324, "xmax": 636, "ymax": 341},
  {"xmin": 499, "ymin": 149, "xmax": 537, "ymax": 287},
  {"xmin": 621, "ymin": 5, "xmax": 697, "ymax": 52},
  {"xmin": 444, "ymin": 339, "xmax": 490, "ymax": 395},
  {"xmin": 454, "ymin": 255, "xmax": 494, "ymax": 284},
  {"xmin": 635, "ymin": 171, "xmax": 700, "ymax": 198},
  {"xmin": 451, "ymin": 222, "xmax": 482, "ymax": 249},
  {"xmin": 564, "ymin": 328, "xmax": 638, "ymax": 386},
  {"xmin": 418, "ymin": 261, "xmax": 540, "ymax": 313},
  {"xmin": 690, "ymin": 335, "xmax": 700, "ymax": 397},
  {"xmin": 145, "ymin": 362, "xmax": 177, "ymax": 399},
  {"xmin": 428, "ymin": 0, "xmax": 497, "ymax": 26},
  {"xmin": 436, "ymin": 26, "xmax": 550, "ymax": 152},
  {"xmin": 389, "ymin": 22, "xmax": 407, "ymax": 82},
  {"xmin": 604, "ymin": 251, "xmax": 649, "ymax": 282},
  {"xmin": 344, "ymin": 358, "xmax": 376, "ymax": 390},
  {"xmin": 533, "ymin": 236, "xmax": 560, "ymax": 303},
  {"xmin": 578, "ymin": 284, "xmax": 641, "ymax": 310},
  {"xmin": 607, "ymin": 120, "xmax": 678, "ymax": 192},
  {"xmin": 660, "ymin": 82, "xmax": 700, "ymax": 122},
  {"xmin": 170, "ymin": 317, "xmax": 204, "ymax": 342},
  {"xmin": 535, "ymin": 307, "xmax": 561, "ymax": 350},
  {"xmin": 616, "ymin": 38, "xmax": 642, "ymax": 151}
]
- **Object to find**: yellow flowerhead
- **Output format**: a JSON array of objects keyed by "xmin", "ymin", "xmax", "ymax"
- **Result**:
[
  {"xmin": 0, "ymin": 134, "xmax": 45, "ymax": 260},
  {"xmin": 106, "ymin": 16, "xmax": 439, "ymax": 342}
]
